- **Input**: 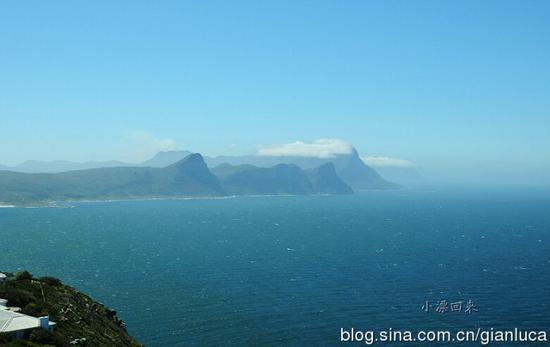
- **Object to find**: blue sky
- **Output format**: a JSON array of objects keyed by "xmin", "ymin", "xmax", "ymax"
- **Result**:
[{"xmin": 1, "ymin": 1, "xmax": 549, "ymax": 183}]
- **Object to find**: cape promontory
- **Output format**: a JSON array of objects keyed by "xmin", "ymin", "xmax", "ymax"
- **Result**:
[{"xmin": 0, "ymin": 271, "xmax": 141, "ymax": 346}]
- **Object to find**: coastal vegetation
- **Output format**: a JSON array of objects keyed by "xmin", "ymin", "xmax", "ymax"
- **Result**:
[{"xmin": 0, "ymin": 271, "xmax": 141, "ymax": 346}]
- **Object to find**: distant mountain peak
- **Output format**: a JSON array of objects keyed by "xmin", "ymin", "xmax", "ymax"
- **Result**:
[
  {"xmin": 335, "ymin": 152, "xmax": 399, "ymax": 190},
  {"xmin": 168, "ymin": 153, "xmax": 207, "ymax": 170},
  {"xmin": 306, "ymin": 163, "xmax": 353, "ymax": 194},
  {"xmin": 176, "ymin": 152, "xmax": 203, "ymax": 163},
  {"xmin": 141, "ymin": 150, "xmax": 192, "ymax": 168},
  {"xmin": 165, "ymin": 153, "xmax": 225, "ymax": 195}
]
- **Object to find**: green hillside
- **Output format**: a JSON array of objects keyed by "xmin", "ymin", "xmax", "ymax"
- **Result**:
[{"xmin": 0, "ymin": 271, "xmax": 141, "ymax": 347}]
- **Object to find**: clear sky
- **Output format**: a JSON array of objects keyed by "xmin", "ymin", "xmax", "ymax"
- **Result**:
[{"xmin": 1, "ymin": 1, "xmax": 549, "ymax": 184}]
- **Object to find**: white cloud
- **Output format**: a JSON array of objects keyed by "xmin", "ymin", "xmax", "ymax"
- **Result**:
[
  {"xmin": 361, "ymin": 156, "xmax": 415, "ymax": 168},
  {"xmin": 257, "ymin": 139, "xmax": 354, "ymax": 158},
  {"xmin": 126, "ymin": 131, "xmax": 177, "ymax": 159}
]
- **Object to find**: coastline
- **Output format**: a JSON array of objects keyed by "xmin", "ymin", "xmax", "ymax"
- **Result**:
[{"xmin": 0, "ymin": 192, "xmax": 344, "ymax": 209}]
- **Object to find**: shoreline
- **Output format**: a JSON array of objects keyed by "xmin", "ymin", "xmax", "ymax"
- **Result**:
[{"xmin": 0, "ymin": 193, "xmax": 342, "ymax": 209}]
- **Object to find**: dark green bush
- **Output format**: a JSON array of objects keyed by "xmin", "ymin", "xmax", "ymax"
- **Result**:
[
  {"xmin": 29, "ymin": 329, "xmax": 56, "ymax": 344},
  {"xmin": 22, "ymin": 302, "xmax": 47, "ymax": 317},
  {"xmin": 0, "ymin": 332, "xmax": 14, "ymax": 343},
  {"xmin": 15, "ymin": 271, "xmax": 32, "ymax": 281},
  {"xmin": 40, "ymin": 276, "xmax": 62, "ymax": 287}
]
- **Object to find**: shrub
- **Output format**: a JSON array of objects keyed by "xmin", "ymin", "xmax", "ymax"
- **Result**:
[
  {"xmin": 29, "ymin": 329, "xmax": 56, "ymax": 344},
  {"xmin": 15, "ymin": 270, "xmax": 32, "ymax": 281},
  {"xmin": 23, "ymin": 302, "xmax": 47, "ymax": 317},
  {"xmin": 0, "ymin": 332, "xmax": 14, "ymax": 343},
  {"xmin": 40, "ymin": 276, "xmax": 62, "ymax": 287}
]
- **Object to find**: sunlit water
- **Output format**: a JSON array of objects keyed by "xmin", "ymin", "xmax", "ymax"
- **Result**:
[{"xmin": 1, "ymin": 188, "xmax": 549, "ymax": 346}]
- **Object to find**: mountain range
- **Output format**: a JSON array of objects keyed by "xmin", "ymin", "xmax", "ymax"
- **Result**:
[
  {"xmin": 0, "ymin": 148, "xmax": 406, "ymax": 205},
  {"xmin": 212, "ymin": 162, "xmax": 353, "ymax": 196},
  {"xmin": 0, "ymin": 154, "xmax": 222, "ymax": 205},
  {"xmin": 2, "ymin": 149, "xmax": 398, "ymax": 187},
  {"xmin": 204, "ymin": 149, "xmax": 398, "ymax": 190},
  {"xmin": 0, "ymin": 154, "xmax": 357, "ymax": 206}
]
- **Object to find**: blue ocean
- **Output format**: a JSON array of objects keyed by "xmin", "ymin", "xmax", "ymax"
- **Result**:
[{"xmin": 1, "ymin": 188, "xmax": 549, "ymax": 346}]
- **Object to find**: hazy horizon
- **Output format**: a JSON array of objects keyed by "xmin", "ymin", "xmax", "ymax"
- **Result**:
[
  {"xmin": 1, "ymin": 141, "xmax": 548, "ymax": 187},
  {"xmin": 1, "ymin": 1, "xmax": 549, "ymax": 186}
]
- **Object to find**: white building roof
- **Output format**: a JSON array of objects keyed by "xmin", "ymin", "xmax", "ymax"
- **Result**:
[
  {"xmin": 0, "ymin": 273, "xmax": 7, "ymax": 279},
  {"xmin": 0, "ymin": 307, "xmax": 55, "ymax": 333}
]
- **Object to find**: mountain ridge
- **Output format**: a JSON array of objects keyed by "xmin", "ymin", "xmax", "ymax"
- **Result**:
[
  {"xmin": 0, "ymin": 149, "xmax": 399, "ymax": 189},
  {"xmin": 0, "ymin": 154, "xmax": 225, "ymax": 206},
  {"xmin": 0, "ymin": 154, "xmax": 355, "ymax": 206},
  {"xmin": 142, "ymin": 149, "xmax": 398, "ymax": 189},
  {"xmin": 305, "ymin": 163, "xmax": 354, "ymax": 195}
]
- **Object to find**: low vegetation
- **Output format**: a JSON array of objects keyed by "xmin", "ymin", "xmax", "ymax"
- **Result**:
[{"xmin": 0, "ymin": 271, "xmax": 141, "ymax": 347}]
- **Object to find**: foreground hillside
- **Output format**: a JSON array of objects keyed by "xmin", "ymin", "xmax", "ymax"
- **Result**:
[{"xmin": 0, "ymin": 271, "xmax": 141, "ymax": 347}]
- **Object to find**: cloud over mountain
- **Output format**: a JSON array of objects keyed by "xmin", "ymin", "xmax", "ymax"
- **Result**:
[{"xmin": 257, "ymin": 139, "xmax": 354, "ymax": 158}]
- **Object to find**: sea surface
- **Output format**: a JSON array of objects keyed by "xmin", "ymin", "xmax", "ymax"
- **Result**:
[{"xmin": 1, "ymin": 188, "xmax": 550, "ymax": 346}]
